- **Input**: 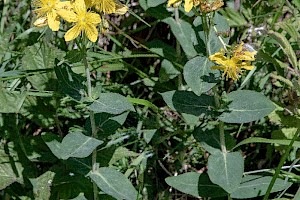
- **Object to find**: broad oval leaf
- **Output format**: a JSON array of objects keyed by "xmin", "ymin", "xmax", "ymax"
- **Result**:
[
  {"xmin": 161, "ymin": 90, "xmax": 215, "ymax": 116},
  {"xmin": 88, "ymin": 167, "xmax": 138, "ymax": 200},
  {"xmin": 0, "ymin": 89, "xmax": 26, "ymax": 113},
  {"xmin": 163, "ymin": 17, "xmax": 198, "ymax": 58},
  {"xmin": 183, "ymin": 56, "xmax": 219, "ymax": 96},
  {"xmin": 231, "ymin": 175, "xmax": 292, "ymax": 198},
  {"xmin": 30, "ymin": 171, "xmax": 55, "ymax": 200},
  {"xmin": 208, "ymin": 151, "xmax": 244, "ymax": 193},
  {"xmin": 44, "ymin": 132, "xmax": 103, "ymax": 160},
  {"xmin": 219, "ymin": 90, "xmax": 276, "ymax": 123},
  {"xmin": 55, "ymin": 61, "xmax": 86, "ymax": 101},
  {"xmin": 0, "ymin": 143, "xmax": 24, "ymax": 190},
  {"xmin": 165, "ymin": 172, "xmax": 227, "ymax": 198},
  {"xmin": 193, "ymin": 127, "xmax": 236, "ymax": 154},
  {"xmin": 89, "ymin": 93, "xmax": 135, "ymax": 114}
]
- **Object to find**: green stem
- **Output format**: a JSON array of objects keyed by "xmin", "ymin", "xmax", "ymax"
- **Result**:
[
  {"xmin": 82, "ymin": 43, "xmax": 99, "ymax": 200},
  {"xmin": 263, "ymin": 128, "xmax": 300, "ymax": 200},
  {"xmin": 213, "ymin": 87, "xmax": 226, "ymax": 153}
]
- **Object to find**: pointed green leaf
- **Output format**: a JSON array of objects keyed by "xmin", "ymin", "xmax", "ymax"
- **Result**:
[
  {"xmin": 219, "ymin": 90, "xmax": 276, "ymax": 123},
  {"xmin": 22, "ymin": 43, "xmax": 61, "ymax": 91},
  {"xmin": 165, "ymin": 172, "xmax": 227, "ymax": 198},
  {"xmin": 163, "ymin": 17, "xmax": 198, "ymax": 58},
  {"xmin": 89, "ymin": 93, "xmax": 135, "ymax": 114},
  {"xmin": 183, "ymin": 56, "xmax": 219, "ymax": 95},
  {"xmin": 44, "ymin": 132, "xmax": 103, "ymax": 160},
  {"xmin": 0, "ymin": 143, "xmax": 24, "ymax": 189},
  {"xmin": 54, "ymin": 61, "xmax": 86, "ymax": 101},
  {"xmin": 30, "ymin": 171, "xmax": 55, "ymax": 200},
  {"xmin": 231, "ymin": 175, "xmax": 292, "ymax": 198},
  {"xmin": 0, "ymin": 89, "xmax": 26, "ymax": 113},
  {"xmin": 208, "ymin": 151, "xmax": 244, "ymax": 193},
  {"xmin": 161, "ymin": 90, "xmax": 215, "ymax": 116},
  {"xmin": 193, "ymin": 127, "xmax": 236, "ymax": 154},
  {"xmin": 88, "ymin": 167, "xmax": 138, "ymax": 200}
]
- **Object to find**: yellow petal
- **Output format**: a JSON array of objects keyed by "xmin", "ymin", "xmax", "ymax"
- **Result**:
[
  {"xmin": 57, "ymin": 10, "xmax": 77, "ymax": 22},
  {"xmin": 184, "ymin": 0, "xmax": 193, "ymax": 12},
  {"xmin": 168, "ymin": 0, "xmax": 181, "ymax": 7},
  {"xmin": 84, "ymin": 23, "xmax": 98, "ymax": 42},
  {"xmin": 65, "ymin": 24, "xmax": 82, "ymax": 41},
  {"xmin": 33, "ymin": 17, "xmax": 48, "ymax": 27},
  {"xmin": 47, "ymin": 10, "xmax": 60, "ymax": 31},
  {"xmin": 115, "ymin": 1, "xmax": 128, "ymax": 15},
  {"xmin": 55, "ymin": 1, "xmax": 72, "ymax": 11},
  {"xmin": 86, "ymin": 12, "xmax": 101, "ymax": 25},
  {"xmin": 95, "ymin": 0, "xmax": 116, "ymax": 14},
  {"xmin": 73, "ymin": 0, "xmax": 86, "ymax": 14}
]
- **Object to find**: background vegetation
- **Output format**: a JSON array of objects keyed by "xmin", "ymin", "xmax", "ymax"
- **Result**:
[{"xmin": 0, "ymin": 0, "xmax": 300, "ymax": 199}]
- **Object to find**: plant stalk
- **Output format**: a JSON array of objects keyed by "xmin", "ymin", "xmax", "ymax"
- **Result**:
[{"xmin": 82, "ymin": 46, "xmax": 99, "ymax": 200}]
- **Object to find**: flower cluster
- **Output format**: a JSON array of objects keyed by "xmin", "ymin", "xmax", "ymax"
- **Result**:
[
  {"xmin": 32, "ymin": 0, "xmax": 128, "ymax": 42},
  {"xmin": 209, "ymin": 43, "xmax": 257, "ymax": 81},
  {"xmin": 167, "ymin": 0, "xmax": 224, "ymax": 13}
]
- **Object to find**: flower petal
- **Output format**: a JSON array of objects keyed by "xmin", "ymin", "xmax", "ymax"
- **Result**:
[
  {"xmin": 184, "ymin": 0, "xmax": 193, "ymax": 12},
  {"xmin": 57, "ymin": 10, "xmax": 77, "ymax": 22},
  {"xmin": 65, "ymin": 24, "xmax": 82, "ymax": 41},
  {"xmin": 86, "ymin": 12, "xmax": 101, "ymax": 25},
  {"xmin": 34, "ymin": 17, "xmax": 48, "ymax": 27},
  {"xmin": 47, "ymin": 10, "xmax": 60, "ymax": 31},
  {"xmin": 84, "ymin": 23, "xmax": 98, "ymax": 42}
]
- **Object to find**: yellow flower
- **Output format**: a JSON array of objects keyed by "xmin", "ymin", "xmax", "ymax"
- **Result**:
[
  {"xmin": 167, "ymin": 0, "xmax": 182, "ymax": 8},
  {"xmin": 32, "ymin": 0, "xmax": 71, "ymax": 31},
  {"xmin": 57, "ymin": 0, "xmax": 101, "ymax": 42},
  {"xmin": 209, "ymin": 43, "xmax": 257, "ymax": 81},
  {"xmin": 184, "ymin": 0, "xmax": 201, "ymax": 12},
  {"xmin": 91, "ymin": 0, "xmax": 128, "ymax": 14},
  {"xmin": 167, "ymin": 0, "xmax": 200, "ymax": 12}
]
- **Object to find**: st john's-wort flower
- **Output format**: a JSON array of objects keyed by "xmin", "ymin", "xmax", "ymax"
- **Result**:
[
  {"xmin": 209, "ymin": 43, "xmax": 257, "ymax": 81},
  {"xmin": 32, "ymin": 0, "xmax": 71, "ymax": 31},
  {"xmin": 57, "ymin": 0, "xmax": 101, "ymax": 42},
  {"xmin": 167, "ymin": 0, "xmax": 223, "ymax": 13}
]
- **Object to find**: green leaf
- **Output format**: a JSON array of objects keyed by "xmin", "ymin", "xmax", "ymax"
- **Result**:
[
  {"xmin": 268, "ymin": 30, "xmax": 298, "ymax": 69},
  {"xmin": 231, "ymin": 175, "xmax": 292, "ymax": 198},
  {"xmin": 22, "ymin": 43, "xmax": 61, "ymax": 91},
  {"xmin": 161, "ymin": 90, "xmax": 215, "ymax": 116},
  {"xmin": 159, "ymin": 59, "xmax": 180, "ymax": 83},
  {"xmin": 219, "ymin": 90, "xmax": 276, "ymax": 123},
  {"xmin": 148, "ymin": 40, "xmax": 177, "ymax": 61},
  {"xmin": 0, "ymin": 143, "xmax": 24, "ymax": 190},
  {"xmin": 54, "ymin": 61, "xmax": 86, "ymax": 101},
  {"xmin": 86, "ymin": 112, "xmax": 129, "ymax": 140},
  {"xmin": 109, "ymin": 147, "xmax": 139, "ymax": 165},
  {"xmin": 163, "ymin": 17, "xmax": 198, "ymax": 58},
  {"xmin": 147, "ymin": 0, "xmax": 167, "ymax": 7},
  {"xmin": 0, "ymin": 89, "xmax": 26, "ymax": 113},
  {"xmin": 233, "ymin": 137, "xmax": 300, "ymax": 150},
  {"xmin": 193, "ymin": 127, "xmax": 236, "ymax": 154},
  {"xmin": 183, "ymin": 56, "xmax": 219, "ymax": 95},
  {"xmin": 208, "ymin": 151, "xmax": 244, "ymax": 193},
  {"xmin": 70, "ymin": 193, "xmax": 87, "ymax": 200},
  {"xmin": 89, "ymin": 93, "xmax": 135, "ymax": 114},
  {"xmin": 43, "ymin": 131, "xmax": 103, "ymax": 160},
  {"xmin": 143, "ymin": 129, "xmax": 157, "ymax": 144},
  {"xmin": 88, "ymin": 167, "xmax": 138, "ymax": 200},
  {"xmin": 30, "ymin": 171, "xmax": 55, "ymax": 200},
  {"xmin": 165, "ymin": 172, "xmax": 227, "ymax": 198},
  {"xmin": 65, "ymin": 50, "xmax": 85, "ymax": 64},
  {"xmin": 220, "ymin": 8, "xmax": 248, "ymax": 27}
]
